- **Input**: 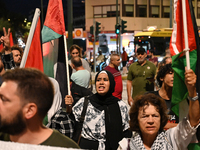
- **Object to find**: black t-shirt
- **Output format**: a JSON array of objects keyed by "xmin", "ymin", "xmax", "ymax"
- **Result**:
[{"xmin": 148, "ymin": 91, "xmax": 179, "ymax": 123}]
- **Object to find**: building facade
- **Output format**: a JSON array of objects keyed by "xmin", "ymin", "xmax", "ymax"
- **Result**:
[{"xmin": 85, "ymin": 0, "xmax": 200, "ymax": 57}]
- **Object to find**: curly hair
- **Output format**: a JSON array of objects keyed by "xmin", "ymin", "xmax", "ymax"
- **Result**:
[
  {"xmin": 11, "ymin": 45, "xmax": 23, "ymax": 56},
  {"xmin": 129, "ymin": 93, "xmax": 168, "ymax": 132},
  {"xmin": 156, "ymin": 64, "xmax": 173, "ymax": 87},
  {"xmin": 69, "ymin": 44, "xmax": 82, "ymax": 57}
]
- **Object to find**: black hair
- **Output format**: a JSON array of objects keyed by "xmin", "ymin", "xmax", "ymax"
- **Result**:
[
  {"xmin": 150, "ymin": 50, "xmax": 155, "ymax": 55},
  {"xmin": 156, "ymin": 64, "xmax": 173, "ymax": 87}
]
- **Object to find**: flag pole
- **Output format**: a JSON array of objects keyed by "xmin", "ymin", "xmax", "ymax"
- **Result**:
[
  {"xmin": 20, "ymin": 8, "xmax": 40, "ymax": 68},
  {"xmin": 182, "ymin": 0, "xmax": 190, "ymax": 70},
  {"xmin": 179, "ymin": 0, "xmax": 190, "ymax": 121},
  {"xmin": 63, "ymin": 35, "xmax": 70, "ymax": 95},
  {"xmin": 63, "ymin": 35, "xmax": 72, "ymax": 113}
]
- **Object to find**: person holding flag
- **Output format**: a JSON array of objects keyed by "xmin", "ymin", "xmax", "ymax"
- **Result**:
[
  {"xmin": 118, "ymin": 68, "xmax": 199, "ymax": 150},
  {"xmin": 169, "ymin": 0, "xmax": 200, "ymax": 148},
  {"xmin": 42, "ymin": 0, "xmax": 71, "ymax": 109}
]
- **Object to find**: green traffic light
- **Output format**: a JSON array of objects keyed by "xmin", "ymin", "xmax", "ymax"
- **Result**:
[
  {"xmin": 116, "ymin": 29, "xmax": 120, "ymax": 34},
  {"xmin": 115, "ymin": 24, "xmax": 120, "ymax": 34}
]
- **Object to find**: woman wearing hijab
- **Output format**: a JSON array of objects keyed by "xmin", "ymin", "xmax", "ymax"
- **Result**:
[{"xmin": 65, "ymin": 70, "xmax": 132, "ymax": 149}]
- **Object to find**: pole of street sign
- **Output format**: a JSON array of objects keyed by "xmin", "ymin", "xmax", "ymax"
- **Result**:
[
  {"xmin": 116, "ymin": 0, "xmax": 119, "ymax": 53},
  {"xmin": 93, "ymin": 18, "xmax": 96, "ymax": 72},
  {"xmin": 119, "ymin": 17, "xmax": 121, "ymax": 55}
]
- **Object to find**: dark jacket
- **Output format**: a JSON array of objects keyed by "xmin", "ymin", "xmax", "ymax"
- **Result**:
[{"xmin": 71, "ymin": 80, "xmax": 93, "ymax": 106}]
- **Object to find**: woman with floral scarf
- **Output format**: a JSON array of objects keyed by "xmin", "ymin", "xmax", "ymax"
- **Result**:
[{"xmin": 118, "ymin": 69, "xmax": 200, "ymax": 150}]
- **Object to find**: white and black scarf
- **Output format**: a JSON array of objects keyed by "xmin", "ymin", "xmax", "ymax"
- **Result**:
[{"xmin": 129, "ymin": 132, "xmax": 173, "ymax": 150}]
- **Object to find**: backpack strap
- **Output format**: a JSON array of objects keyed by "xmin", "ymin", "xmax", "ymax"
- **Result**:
[
  {"xmin": 79, "ymin": 96, "xmax": 89, "ymax": 123},
  {"xmin": 76, "ymin": 96, "xmax": 89, "ymax": 144}
]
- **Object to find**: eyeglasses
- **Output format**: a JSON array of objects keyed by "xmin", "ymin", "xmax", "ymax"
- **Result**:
[{"xmin": 137, "ymin": 52, "xmax": 144, "ymax": 55}]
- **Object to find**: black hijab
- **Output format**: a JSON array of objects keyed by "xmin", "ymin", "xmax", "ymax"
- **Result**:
[{"xmin": 89, "ymin": 70, "xmax": 123, "ymax": 150}]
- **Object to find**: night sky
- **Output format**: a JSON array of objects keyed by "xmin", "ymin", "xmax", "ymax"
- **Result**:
[{"xmin": 3, "ymin": 0, "xmax": 48, "ymax": 17}]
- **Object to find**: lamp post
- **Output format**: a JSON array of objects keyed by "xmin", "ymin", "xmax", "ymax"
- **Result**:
[{"xmin": 116, "ymin": 0, "xmax": 119, "ymax": 53}]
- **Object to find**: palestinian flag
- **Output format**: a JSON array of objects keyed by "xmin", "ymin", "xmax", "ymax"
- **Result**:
[
  {"xmin": 170, "ymin": 0, "xmax": 198, "ymax": 117},
  {"xmin": 41, "ymin": 0, "xmax": 66, "ymax": 43},
  {"xmin": 25, "ymin": 17, "xmax": 43, "ymax": 72},
  {"xmin": 43, "ymin": 37, "xmax": 70, "ymax": 108},
  {"xmin": 170, "ymin": 0, "xmax": 200, "ymax": 146}
]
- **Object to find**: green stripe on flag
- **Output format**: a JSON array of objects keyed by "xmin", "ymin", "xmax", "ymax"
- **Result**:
[
  {"xmin": 42, "ymin": 25, "xmax": 62, "ymax": 43},
  {"xmin": 171, "ymin": 50, "xmax": 197, "ymax": 116},
  {"xmin": 188, "ymin": 143, "xmax": 200, "ymax": 150}
]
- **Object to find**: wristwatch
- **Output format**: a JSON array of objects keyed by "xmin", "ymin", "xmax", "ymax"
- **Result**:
[{"xmin": 187, "ymin": 93, "xmax": 198, "ymax": 101}]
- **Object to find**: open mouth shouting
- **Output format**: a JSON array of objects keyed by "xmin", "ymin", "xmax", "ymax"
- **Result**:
[{"xmin": 96, "ymin": 73, "xmax": 110, "ymax": 96}]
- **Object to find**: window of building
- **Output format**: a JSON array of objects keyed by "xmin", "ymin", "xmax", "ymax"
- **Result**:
[
  {"xmin": 94, "ymin": 6, "xmax": 102, "ymax": 18},
  {"xmin": 123, "ymin": 5, "xmax": 134, "ymax": 17},
  {"xmin": 197, "ymin": 0, "xmax": 200, "ymax": 18},
  {"xmin": 136, "ymin": 5, "xmax": 147, "ymax": 17},
  {"xmin": 94, "ymin": 5, "xmax": 120, "ymax": 18},
  {"xmin": 198, "ymin": 7, "xmax": 200, "ymax": 18},
  {"xmin": 150, "ymin": 6, "xmax": 159, "ymax": 17},
  {"xmin": 162, "ymin": 6, "xmax": 170, "ymax": 18}
]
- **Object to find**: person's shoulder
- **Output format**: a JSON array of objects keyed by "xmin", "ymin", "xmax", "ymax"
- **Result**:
[
  {"xmin": 42, "ymin": 129, "xmax": 80, "ymax": 148},
  {"xmin": 118, "ymin": 100, "xmax": 128, "ymax": 107},
  {"xmin": 81, "ymin": 58, "xmax": 89, "ymax": 64},
  {"xmin": 73, "ymin": 97, "xmax": 85, "ymax": 108},
  {"xmin": 79, "ymin": 69, "xmax": 89, "ymax": 73},
  {"xmin": 104, "ymin": 65, "xmax": 111, "ymax": 70},
  {"xmin": 146, "ymin": 90, "xmax": 159, "ymax": 96},
  {"xmin": 147, "ymin": 60, "xmax": 156, "ymax": 67},
  {"xmin": 129, "ymin": 61, "xmax": 137, "ymax": 68},
  {"xmin": 84, "ymin": 69, "xmax": 90, "ymax": 74}
]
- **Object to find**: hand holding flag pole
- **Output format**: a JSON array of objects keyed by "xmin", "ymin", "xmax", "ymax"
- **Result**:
[
  {"xmin": 63, "ymin": 35, "xmax": 72, "ymax": 113},
  {"xmin": 41, "ymin": 0, "xmax": 71, "ymax": 112}
]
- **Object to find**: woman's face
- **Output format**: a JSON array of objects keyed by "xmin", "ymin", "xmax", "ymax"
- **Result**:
[
  {"xmin": 71, "ymin": 49, "xmax": 79, "ymax": 58},
  {"xmin": 162, "ymin": 72, "xmax": 174, "ymax": 87},
  {"xmin": 96, "ymin": 73, "xmax": 110, "ymax": 96},
  {"xmin": 165, "ymin": 58, "xmax": 172, "ymax": 64},
  {"xmin": 138, "ymin": 104, "xmax": 160, "ymax": 139}
]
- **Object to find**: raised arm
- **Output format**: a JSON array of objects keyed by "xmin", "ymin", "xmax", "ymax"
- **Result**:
[
  {"xmin": 0, "ymin": 27, "xmax": 11, "ymax": 53},
  {"xmin": 185, "ymin": 68, "xmax": 200, "ymax": 127}
]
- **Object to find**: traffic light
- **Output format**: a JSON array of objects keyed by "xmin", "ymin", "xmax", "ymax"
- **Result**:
[
  {"xmin": 90, "ymin": 25, "xmax": 94, "ymax": 35},
  {"xmin": 95, "ymin": 21, "xmax": 101, "ymax": 35},
  {"xmin": 96, "ymin": 35, "xmax": 99, "ymax": 42},
  {"xmin": 121, "ymin": 20, "xmax": 127, "ymax": 34},
  {"xmin": 115, "ymin": 24, "xmax": 120, "ymax": 34}
]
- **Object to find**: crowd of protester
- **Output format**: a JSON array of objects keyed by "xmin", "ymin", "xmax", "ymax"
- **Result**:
[{"xmin": 0, "ymin": 27, "xmax": 199, "ymax": 150}]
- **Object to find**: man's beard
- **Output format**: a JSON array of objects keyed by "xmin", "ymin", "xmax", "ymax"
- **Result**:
[
  {"xmin": 138, "ymin": 58, "xmax": 146, "ymax": 64},
  {"xmin": 15, "ymin": 62, "xmax": 21, "ymax": 67},
  {"xmin": 0, "ymin": 110, "xmax": 26, "ymax": 135}
]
